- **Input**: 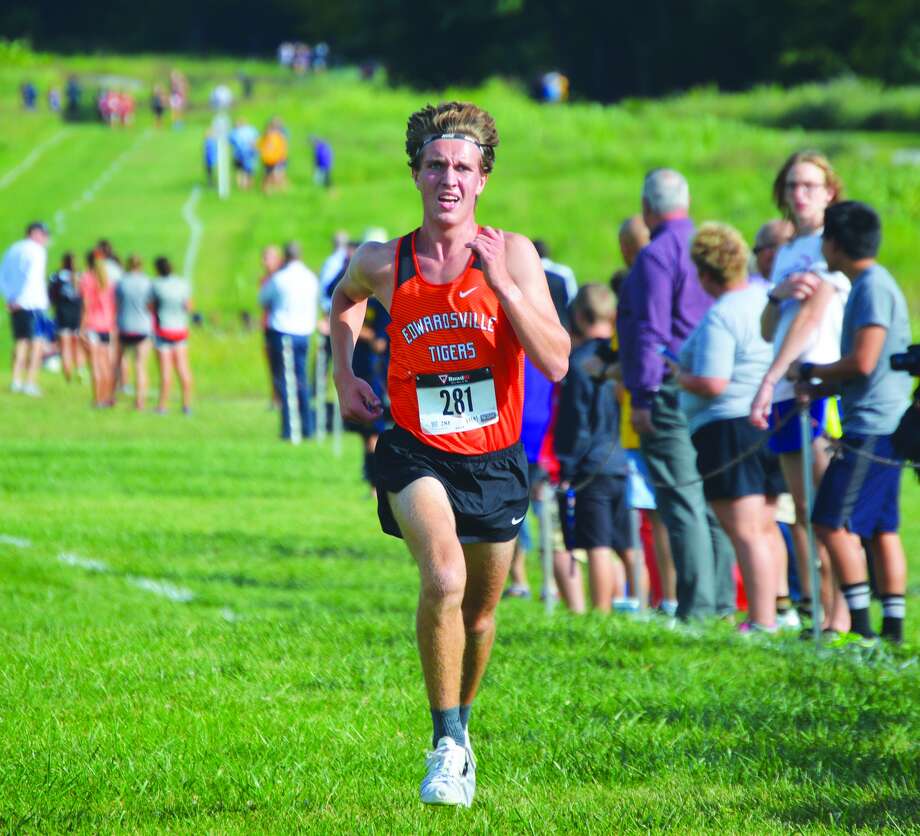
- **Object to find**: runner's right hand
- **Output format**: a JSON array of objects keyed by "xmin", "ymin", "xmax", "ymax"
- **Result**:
[{"xmin": 336, "ymin": 374, "xmax": 383, "ymax": 423}]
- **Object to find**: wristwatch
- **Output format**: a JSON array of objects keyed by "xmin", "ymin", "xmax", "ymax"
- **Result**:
[{"xmin": 798, "ymin": 362, "xmax": 815, "ymax": 381}]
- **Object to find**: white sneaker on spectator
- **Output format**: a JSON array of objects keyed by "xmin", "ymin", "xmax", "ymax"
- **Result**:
[
  {"xmin": 776, "ymin": 608, "xmax": 802, "ymax": 631},
  {"xmin": 22, "ymin": 383, "xmax": 42, "ymax": 397},
  {"xmin": 613, "ymin": 597, "xmax": 641, "ymax": 614},
  {"xmin": 737, "ymin": 620, "xmax": 778, "ymax": 638},
  {"xmin": 420, "ymin": 736, "xmax": 473, "ymax": 807}
]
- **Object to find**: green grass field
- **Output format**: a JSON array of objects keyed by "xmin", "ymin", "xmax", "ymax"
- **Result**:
[{"xmin": 0, "ymin": 53, "xmax": 919, "ymax": 832}]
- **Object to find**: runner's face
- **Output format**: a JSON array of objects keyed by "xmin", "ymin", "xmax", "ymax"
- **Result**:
[
  {"xmin": 784, "ymin": 162, "xmax": 832, "ymax": 230},
  {"xmin": 414, "ymin": 139, "xmax": 487, "ymax": 223}
]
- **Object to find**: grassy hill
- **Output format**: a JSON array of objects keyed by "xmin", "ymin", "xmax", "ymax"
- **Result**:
[{"xmin": 0, "ymin": 51, "xmax": 918, "ymax": 831}]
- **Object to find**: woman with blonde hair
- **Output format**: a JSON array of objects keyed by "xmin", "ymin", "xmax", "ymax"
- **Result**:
[
  {"xmin": 749, "ymin": 150, "xmax": 851, "ymax": 635},
  {"xmin": 675, "ymin": 223, "xmax": 787, "ymax": 633},
  {"xmin": 79, "ymin": 249, "xmax": 116, "ymax": 407}
]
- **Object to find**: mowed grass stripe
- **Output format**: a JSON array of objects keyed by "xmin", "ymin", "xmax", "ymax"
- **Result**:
[{"xmin": 0, "ymin": 127, "xmax": 149, "ymax": 244}]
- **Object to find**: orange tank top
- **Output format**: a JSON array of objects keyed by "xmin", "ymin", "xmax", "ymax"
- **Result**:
[{"xmin": 387, "ymin": 230, "xmax": 524, "ymax": 455}]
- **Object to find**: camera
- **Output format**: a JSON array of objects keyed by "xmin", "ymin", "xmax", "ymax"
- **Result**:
[{"xmin": 890, "ymin": 343, "xmax": 920, "ymax": 376}]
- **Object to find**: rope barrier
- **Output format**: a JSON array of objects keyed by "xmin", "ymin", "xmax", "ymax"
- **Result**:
[
  {"xmin": 555, "ymin": 400, "xmax": 801, "ymax": 496},
  {"xmin": 828, "ymin": 437, "xmax": 913, "ymax": 469}
]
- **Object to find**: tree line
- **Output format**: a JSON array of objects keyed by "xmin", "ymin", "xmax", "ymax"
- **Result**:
[{"xmin": 4, "ymin": 0, "xmax": 919, "ymax": 99}]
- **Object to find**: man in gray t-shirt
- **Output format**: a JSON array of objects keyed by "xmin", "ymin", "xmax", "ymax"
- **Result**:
[
  {"xmin": 796, "ymin": 201, "xmax": 911, "ymax": 644},
  {"xmin": 837, "ymin": 263, "xmax": 911, "ymax": 435}
]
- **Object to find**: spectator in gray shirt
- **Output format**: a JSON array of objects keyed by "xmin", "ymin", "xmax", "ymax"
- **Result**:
[
  {"xmin": 674, "ymin": 223, "xmax": 787, "ymax": 633},
  {"xmin": 115, "ymin": 254, "xmax": 153, "ymax": 410},
  {"xmin": 151, "ymin": 256, "xmax": 193, "ymax": 414}
]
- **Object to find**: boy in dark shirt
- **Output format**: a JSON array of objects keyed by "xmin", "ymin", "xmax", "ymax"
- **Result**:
[{"xmin": 555, "ymin": 284, "xmax": 646, "ymax": 611}]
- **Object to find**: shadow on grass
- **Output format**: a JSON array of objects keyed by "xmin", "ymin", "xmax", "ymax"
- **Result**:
[{"xmin": 768, "ymin": 791, "xmax": 920, "ymax": 830}]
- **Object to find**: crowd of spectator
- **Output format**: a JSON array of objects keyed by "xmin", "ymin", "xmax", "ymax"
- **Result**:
[
  {"xmin": 506, "ymin": 151, "xmax": 911, "ymax": 647},
  {"xmin": 19, "ymin": 70, "xmax": 188, "ymax": 127},
  {"xmin": 0, "ymin": 225, "xmax": 193, "ymax": 413},
  {"xmin": 277, "ymin": 42, "xmax": 330, "ymax": 74}
]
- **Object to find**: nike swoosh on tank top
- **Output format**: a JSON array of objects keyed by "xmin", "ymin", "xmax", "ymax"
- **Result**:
[{"xmin": 386, "ymin": 229, "xmax": 525, "ymax": 455}]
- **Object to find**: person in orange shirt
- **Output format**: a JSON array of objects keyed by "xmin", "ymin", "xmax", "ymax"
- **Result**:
[
  {"xmin": 79, "ymin": 249, "xmax": 116, "ymax": 407},
  {"xmin": 331, "ymin": 102, "xmax": 569, "ymax": 807}
]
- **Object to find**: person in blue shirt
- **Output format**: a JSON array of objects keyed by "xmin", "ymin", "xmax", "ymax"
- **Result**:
[
  {"xmin": 312, "ymin": 137, "xmax": 334, "ymax": 189},
  {"xmin": 203, "ymin": 132, "xmax": 218, "ymax": 187},
  {"xmin": 230, "ymin": 119, "xmax": 259, "ymax": 190},
  {"xmin": 792, "ymin": 201, "xmax": 912, "ymax": 644}
]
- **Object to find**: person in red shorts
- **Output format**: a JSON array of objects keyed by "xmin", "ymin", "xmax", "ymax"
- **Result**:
[{"xmin": 331, "ymin": 102, "xmax": 569, "ymax": 807}]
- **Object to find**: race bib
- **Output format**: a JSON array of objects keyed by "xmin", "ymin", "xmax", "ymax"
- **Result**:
[{"xmin": 415, "ymin": 368, "xmax": 499, "ymax": 435}]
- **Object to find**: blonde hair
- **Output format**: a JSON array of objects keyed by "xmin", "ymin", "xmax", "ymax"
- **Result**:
[
  {"xmin": 572, "ymin": 283, "xmax": 616, "ymax": 326},
  {"xmin": 406, "ymin": 102, "xmax": 499, "ymax": 173},
  {"xmin": 691, "ymin": 223, "xmax": 749, "ymax": 288},
  {"xmin": 87, "ymin": 248, "xmax": 110, "ymax": 289},
  {"xmin": 772, "ymin": 150, "xmax": 843, "ymax": 219}
]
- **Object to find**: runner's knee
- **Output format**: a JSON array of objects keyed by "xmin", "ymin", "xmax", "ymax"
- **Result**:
[
  {"xmin": 419, "ymin": 560, "xmax": 466, "ymax": 604},
  {"xmin": 462, "ymin": 608, "xmax": 495, "ymax": 637}
]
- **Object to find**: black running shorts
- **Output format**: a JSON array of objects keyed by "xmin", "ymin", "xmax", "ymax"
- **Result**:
[
  {"xmin": 11, "ymin": 309, "xmax": 38, "ymax": 340},
  {"xmin": 375, "ymin": 425, "xmax": 529, "ymax": 544}
]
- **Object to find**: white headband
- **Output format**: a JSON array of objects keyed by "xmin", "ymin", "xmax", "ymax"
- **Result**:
[{"xmin": 416, "ymin": 133, "xmax": 485, "ymax": 159}]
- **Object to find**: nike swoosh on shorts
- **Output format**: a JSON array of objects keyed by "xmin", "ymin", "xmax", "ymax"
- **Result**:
[{"xmin": 511, "ymin": 515, "xmax": 525, "ymax": 525}]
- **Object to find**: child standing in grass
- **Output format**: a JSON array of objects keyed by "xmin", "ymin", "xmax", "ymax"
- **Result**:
[
  {"xmin": 555, "ymin": 284, "xmax": 646, "ymax": 612},
  {"xmin": 792, "ymin": 201, "xmax": 912, "ymax": 644}
]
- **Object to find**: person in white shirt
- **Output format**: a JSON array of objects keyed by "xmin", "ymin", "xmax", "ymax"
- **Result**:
[
  {"xmin": 318, "ymin": 231, "xmax": 350, "ymax": 315},
  {"xmin": 0, "ymin": 221, "xmax": 50, "ymax": 395},
  {"xmin": 534, "ymin": 239, "xmax": 577, "ymax": 302},
  {"xmin": 749, "ymin": 150, "xmax": 851, "ymax": 635},
  {"xmin": 258, "ymin": 241, "xmax": 319, "ymax": 442}
]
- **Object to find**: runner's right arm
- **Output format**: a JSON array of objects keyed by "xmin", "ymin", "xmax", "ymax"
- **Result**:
[{"xmin": 330, "ymin": 242, "xmax": 391, "ymax": 423}]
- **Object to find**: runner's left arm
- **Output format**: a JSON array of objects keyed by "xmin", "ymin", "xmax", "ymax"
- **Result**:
[{"xmin": 467, "ymin": 228, "xmax": 569, "ymax": 381}]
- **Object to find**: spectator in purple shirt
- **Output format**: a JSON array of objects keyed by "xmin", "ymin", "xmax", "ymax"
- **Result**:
[
  {"xmin": 616, "ymin": 168, "xmax": 736, "ymax": 620},
  {"xmin": 313, "ymin": 137, "xmax": 333, "ymax": 188}
]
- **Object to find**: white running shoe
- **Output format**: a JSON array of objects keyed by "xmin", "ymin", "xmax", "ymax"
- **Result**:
[
  {"xmin": 10, "ymin": 380, "xmax": 24, "ymax": 394},
  {"xmin": 419, "ymin": 736, "xmax": 474, "ymax": 807},
  {"xmin": 776, "ymin": 608, "xmax": 802, "ymax": 631},
  {"xmin": 462, "ymin": 729, "xmax": 476, "ymax": 803},
  {"xmin": 22, "ymin": 383, "xmax": 42, "ymax": 397}
]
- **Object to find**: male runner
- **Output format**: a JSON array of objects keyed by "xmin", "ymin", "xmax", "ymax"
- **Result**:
[{"xmin": 331, "ymin": 102, "xmax": 569, "ymax": 807}]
